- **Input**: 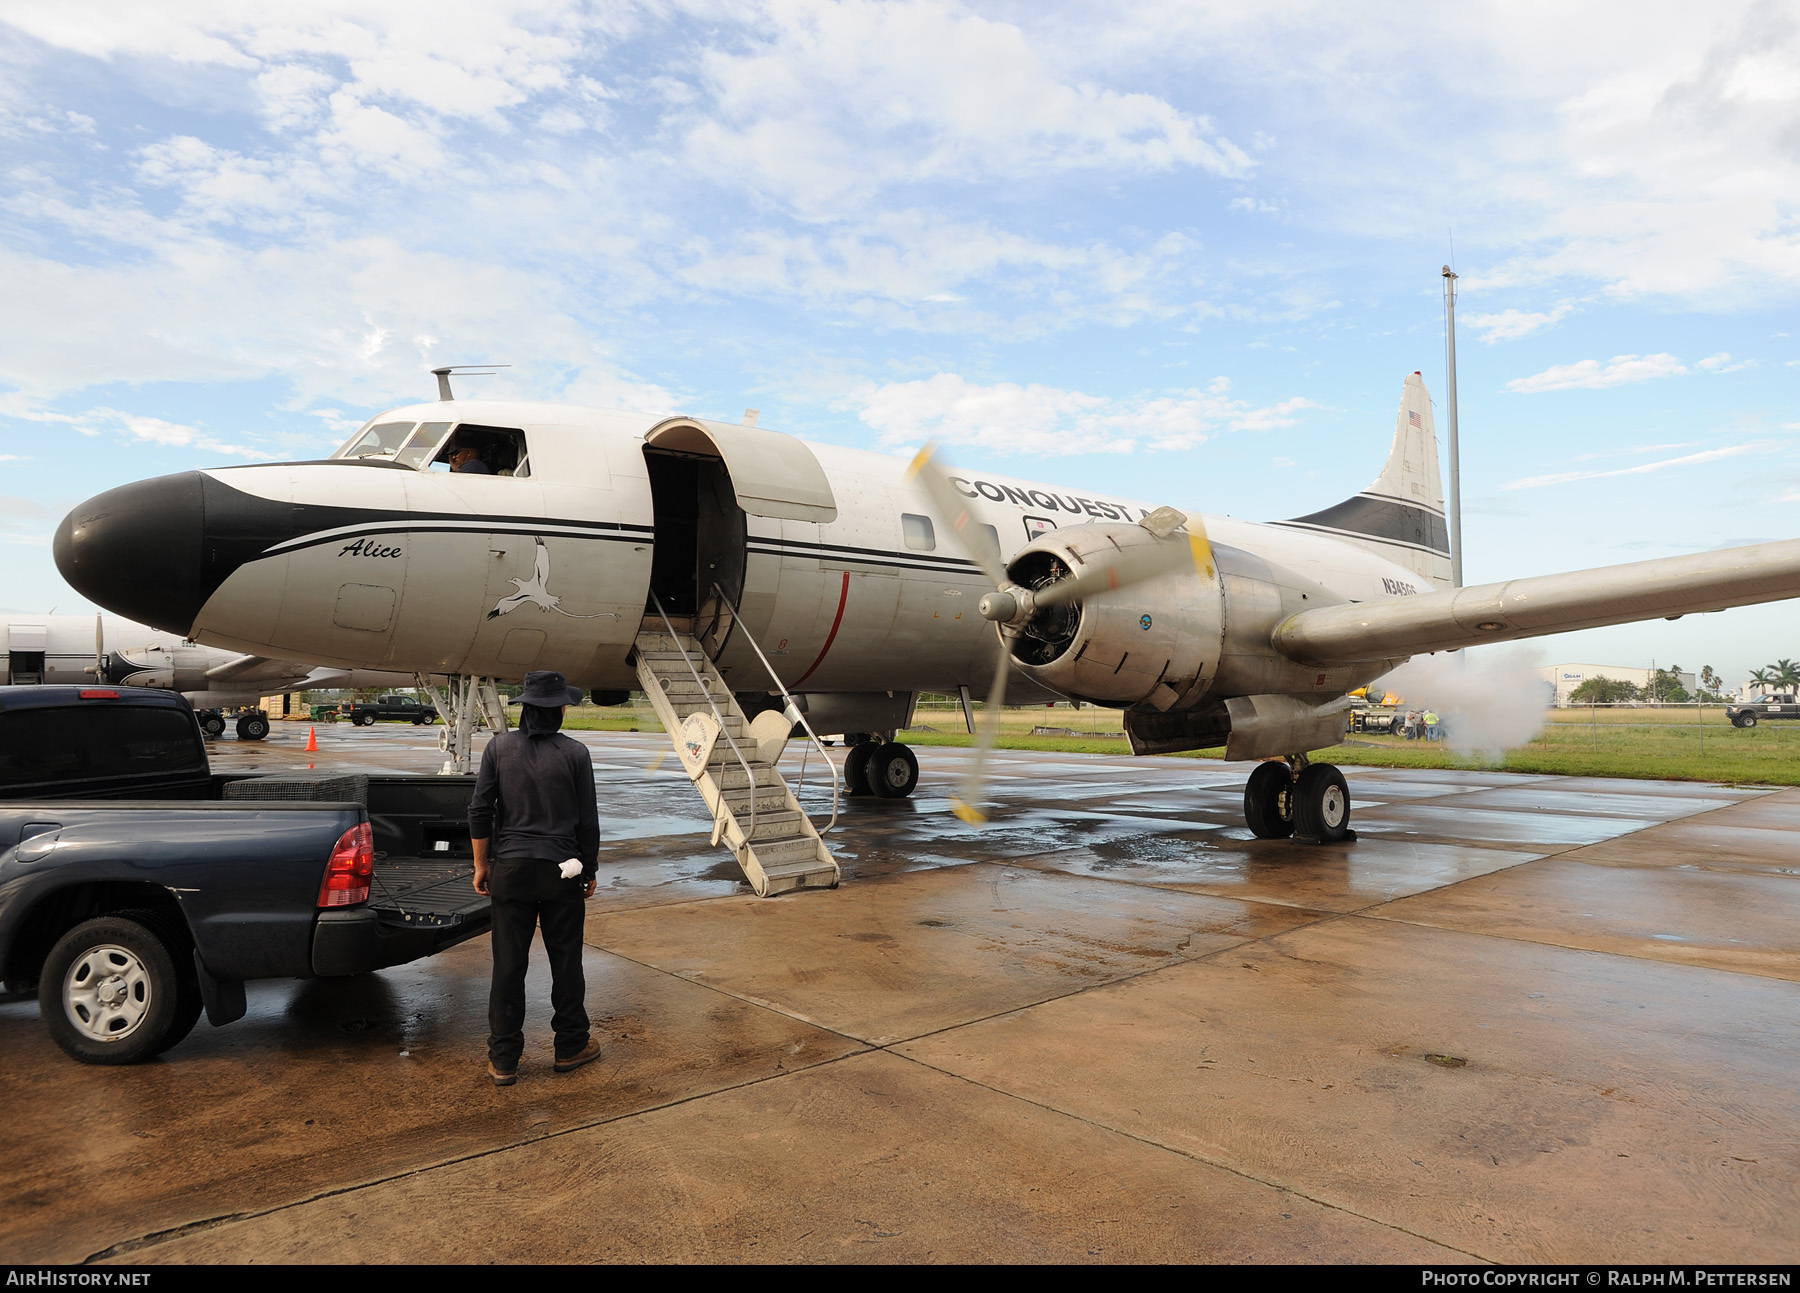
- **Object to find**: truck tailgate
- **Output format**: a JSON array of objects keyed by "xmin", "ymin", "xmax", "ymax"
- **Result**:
[{"xmin": 368, "ymin": 856, "xmax": 487, "ymax": 930}]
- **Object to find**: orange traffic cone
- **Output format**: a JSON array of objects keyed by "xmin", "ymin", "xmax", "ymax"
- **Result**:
[{"xmin": 306, "ymin": 726, "xmax": 319, "ymax": 752}]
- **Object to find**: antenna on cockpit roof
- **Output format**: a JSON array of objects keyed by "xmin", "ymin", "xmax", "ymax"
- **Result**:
[{"xmin": 429, "ymin": 364, "xmax": 511, "ymax": 401}]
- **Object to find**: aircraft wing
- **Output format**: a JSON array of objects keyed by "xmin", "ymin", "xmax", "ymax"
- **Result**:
[
  {"xmin": 1272, "ymin": 538, "xmax": 1800, "ymax": 666},
  {"xmin": 203, "ymin": 653, "xmax": 309, "ymax": 686}
]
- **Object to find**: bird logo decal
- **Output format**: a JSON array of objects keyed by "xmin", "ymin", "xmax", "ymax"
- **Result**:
[{"xmin": 487, "ymin": 538, "xmax": 614, "ymax": 620}]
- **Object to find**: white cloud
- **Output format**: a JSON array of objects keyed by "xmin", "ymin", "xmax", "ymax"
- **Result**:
[
  {"xmin": 682, "ymin": 0, "xmax": 1249, "ymax": 215},
  {"xmin": 1506, "ymin": 353, "xmax": 1688, "ymax": 393},
  {"xmin": 850, "ymin": 372, "xmax": 1313, "ymax": 456},
  {"xmin": 1697, "ymin": 351, "xmax": 1753, "ymax": 372},
  {"xmin": 1500, "ymin": 443, "xmax": 1762, "ymax": 490},
  {"xmin": 1464, "ymin": 302, "xmax": 1575, "ymax": 343}
]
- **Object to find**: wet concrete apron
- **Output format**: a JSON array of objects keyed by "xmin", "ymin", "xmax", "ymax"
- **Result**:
[{"xmin": 2, "ymin": 722, "xmax": 1795, "ymax": 1263}]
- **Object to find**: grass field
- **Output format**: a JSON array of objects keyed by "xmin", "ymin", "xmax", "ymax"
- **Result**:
[{"xmin": 562, "ymin": 697, "xmax": 1800, "ymax": 785}]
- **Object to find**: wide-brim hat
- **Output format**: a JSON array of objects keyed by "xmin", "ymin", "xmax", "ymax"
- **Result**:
[{"xmin": 513, "ymin": 670, "xmax": 584, "ymax": 707}]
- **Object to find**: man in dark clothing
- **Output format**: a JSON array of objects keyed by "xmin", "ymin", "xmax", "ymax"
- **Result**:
[
  {"xmin": 450, "ymin": 445, "xmax": 491, "ymax": 474},
  {"xmin": 469, "ymin": 670, "xmax": 601, "ymax": 1086}
]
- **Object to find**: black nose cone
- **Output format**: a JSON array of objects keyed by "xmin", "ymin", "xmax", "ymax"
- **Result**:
[{"xmin": 56, "ymin": 472, "xmax": 207, "ymax": 636}]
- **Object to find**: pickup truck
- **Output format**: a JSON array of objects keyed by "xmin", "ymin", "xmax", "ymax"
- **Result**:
[
  {"xmin": 342, "ymin": 694, "xmax": 439, "ymax": 727},
  {"xmin": 1726, "ymin": 694, "xmax": 1800, "ymax": 727},
  {"xmin": 0, "ymin": 685, "xmax": 488, "ymax": 1064}
]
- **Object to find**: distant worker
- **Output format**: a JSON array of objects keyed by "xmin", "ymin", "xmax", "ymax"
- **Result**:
[
  {"xmin": 469, "ymin": 670, "xmax": 601, "ymax": 1087},
  {"xmin": 1424, "ymin": 709, "xmax": 1441, "ymax": 741},
  {"xmin": 450, "ymin": 445, "xmax": 491, "ymax": 474}
]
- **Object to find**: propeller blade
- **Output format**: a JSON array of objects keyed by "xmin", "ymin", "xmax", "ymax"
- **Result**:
[
  {"xmin": 950, "ymin": 633, "xmax": 1012, "ymax": 825},
  {"xmin": 905, "ymin": 443, "xmax": 1012, "ymax": 589},
  {"xmin": 1030, "ymin": 539, "xmax": 1193, "ymax": 609},
  {"xmin": 93, "ymin": 613, "xmax": 105, "ymax": 678}
]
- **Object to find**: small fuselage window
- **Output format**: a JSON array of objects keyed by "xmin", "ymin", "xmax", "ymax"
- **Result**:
[
  {"xmin": 901, "ymin": 513, "xmax": 936, "ymax": 551},
  {"xmin": 972, "ymin": 522, "xmax": 1002, "ymax": 566}
]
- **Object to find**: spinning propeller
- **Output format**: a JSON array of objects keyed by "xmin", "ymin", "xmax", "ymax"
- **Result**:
[{"xmin": 905, "ymin": 444, "xmax": 1208, "ymax": 824}]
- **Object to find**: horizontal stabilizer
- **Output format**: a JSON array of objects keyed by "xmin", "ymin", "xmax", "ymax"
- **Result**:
[{"xmin": 1272, "ymin": 538, "xmax": 1800, "ymax": 666}]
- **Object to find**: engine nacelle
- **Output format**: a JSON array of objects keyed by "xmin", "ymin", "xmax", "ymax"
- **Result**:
[
  {"xmin": 108, "ymin": 643, "xmax": 213, "ymax": 691},
  {"xmin": 1005, "ymin": 522, "xmax": 1223, "ymax": 707}
]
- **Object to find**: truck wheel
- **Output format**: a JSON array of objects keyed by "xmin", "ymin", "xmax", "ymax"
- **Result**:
[
  {"xmin": 1742, "ymin": 712, "xmax": 1758, "ymax": 728},
  {"xmin": 236, "ymin": 714, "xmax": 270, "ymax": 741},
  {"xmin": 357, "ymin": 712, "xmax": 375, "ymax": 727},
  {"xmin": 39, "ymin": 913, "xmax": 195, "ymax": 1065},
  {"xmin": 423, "ymin": 713, "xmax": 435, "ymax": 725}
]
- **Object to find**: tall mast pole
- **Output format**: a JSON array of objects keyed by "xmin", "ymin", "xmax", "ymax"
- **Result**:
[{"xmin": 1442, "ymin": 266, "xmax": 1463, "ymax": 589}]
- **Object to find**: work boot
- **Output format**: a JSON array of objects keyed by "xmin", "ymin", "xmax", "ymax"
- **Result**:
[
  {"xmin": 488, "ymin": 1058, "xmax": 518, "ymax": 1087},
  {"xmin": 553, "ymin": 1039, "xmax": 601, "ymax": 1073}
]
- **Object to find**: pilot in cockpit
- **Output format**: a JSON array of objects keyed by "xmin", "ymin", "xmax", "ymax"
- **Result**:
[{"xmin": 450, "ymin": 444, "xmax": 491, "ymax": 474}]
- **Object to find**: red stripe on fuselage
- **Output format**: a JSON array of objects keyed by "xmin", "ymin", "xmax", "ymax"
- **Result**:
[{"xmin": 793, "ymin": 570, "xmax": 851, "ymax": 687}]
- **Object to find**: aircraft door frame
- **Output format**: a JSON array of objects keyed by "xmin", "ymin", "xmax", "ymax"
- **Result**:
[{"xmin": 642, "ymin": 419, "xmax": 838, "ymax": 662}]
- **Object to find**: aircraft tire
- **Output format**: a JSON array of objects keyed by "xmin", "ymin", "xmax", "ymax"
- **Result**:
[
  {"xmin": 866, "ymin": 742, "xmax": 919, "ymax": 799},
  {"xmin": 199, "ymin": 712, "xmax": 226, "ymax": 738},
  {"xmin": 1243, "ymin": 762, "xmax": 1295, "ymax": 839},
  {"xmin": 1294, "ymin": 763, "xmax": 1352, "ymax": 843},
  {"xmin": 843, "ymin": 741, "xmax": 877, "ymax": 796},
  {"xmin": 236, "ymin": 714, "xmax": 270, "ymax": 741}
]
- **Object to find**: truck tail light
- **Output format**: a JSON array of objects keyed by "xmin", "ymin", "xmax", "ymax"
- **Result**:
[{"xmin": 318, "ymin": 822, "xmax": 375, "ymax": 908}]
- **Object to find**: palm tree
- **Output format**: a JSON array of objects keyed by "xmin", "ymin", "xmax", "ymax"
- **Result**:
[
  {"xmin": 1777, "ymin": 659, "xmax": 1800, "ymax": 690},
  {"xmin": 1751, "ymin": 668, "xmax": 1777, "ymax": 693}
]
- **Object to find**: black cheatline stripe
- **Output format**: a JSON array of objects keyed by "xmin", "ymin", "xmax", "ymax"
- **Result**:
[
  {"xmin": 1360, "ymin": 489, "xmax": 1446, "ymax": 516},
  {"xmin": 272, "ymin": 524, "xmax": 650, "ymax": 557},
  {"xmin": 1269, "ymin": 520, "xmax": 1449, "ymax": 558},
  {"xmin": 804, "ymin": 537, "xmax": 976, "ymax": 565},
  {"xmin": 747, "ymin": 539, "xmax": 977, "ymax": 569},
  {"xmin": 746, "ymin": 544, "xmax": 983, "ymax": 577}
]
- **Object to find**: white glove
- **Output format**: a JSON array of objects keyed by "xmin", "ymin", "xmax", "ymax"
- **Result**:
[{"xmin": 559, "ymin": 859, "xmax": 583, "ymax": 880}]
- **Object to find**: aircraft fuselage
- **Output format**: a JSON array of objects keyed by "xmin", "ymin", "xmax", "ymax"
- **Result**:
[{"xmin": 55, "ymin": 399, "xmax": 1433, "ymax": 716}]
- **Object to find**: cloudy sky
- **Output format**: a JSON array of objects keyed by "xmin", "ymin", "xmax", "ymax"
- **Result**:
[{"xmin": 3, "ymin": 1, "xmax": 1796, "ymax": 680}]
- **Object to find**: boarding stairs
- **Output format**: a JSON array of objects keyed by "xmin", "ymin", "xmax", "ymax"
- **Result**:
[{"xmin": 633, "ymin": 596, "xmax": 839, "ymax": 897}]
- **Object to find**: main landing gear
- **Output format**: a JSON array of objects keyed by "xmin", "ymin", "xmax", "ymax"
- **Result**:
[
  {"xmin": 1244, "ymin": 755, "xmax": 1354, "ymax": 844},
  {"xmin": 842, "ymin": 734, "xmax": 920, "ymax": 799},
  {"xmin": 197, "ymin": 709, "xmax": 268, "ymax": 741}
]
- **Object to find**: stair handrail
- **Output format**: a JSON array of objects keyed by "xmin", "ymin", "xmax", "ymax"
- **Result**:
[
  {"xmin": 710, "ymin": 582, "xmax": 840, "ymax": 836},
  {"xmin": 647, "ymin": 589, "xmax": 760, "ymax": 843}
]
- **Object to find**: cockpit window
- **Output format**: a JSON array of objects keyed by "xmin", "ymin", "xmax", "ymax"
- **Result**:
[
  {"xmin": 426, "ymin": 424, "xmax": 531, "ymax": 477},
  {"xmin": 395, "ymin": 422, "xmax": 454, "ymax": 468},
  {"xmin": 343, "ymin": 421, "xmax": 416, "ymax": 458}
]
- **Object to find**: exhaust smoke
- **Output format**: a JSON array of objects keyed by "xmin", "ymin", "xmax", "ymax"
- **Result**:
[{"xmin": 1374, "ymin": 645, "xmax": 1551, "ymax": 759}]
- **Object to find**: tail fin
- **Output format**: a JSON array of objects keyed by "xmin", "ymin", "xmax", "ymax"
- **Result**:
[{"xmin": 1275, "ymin": 371, "xmax": 1451, "ymax": 584}]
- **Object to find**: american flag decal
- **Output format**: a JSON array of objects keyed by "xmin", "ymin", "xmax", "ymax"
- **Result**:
[{"xmin": 1408, "ymin": 410, "xmax": 1422, "ymax": 427}]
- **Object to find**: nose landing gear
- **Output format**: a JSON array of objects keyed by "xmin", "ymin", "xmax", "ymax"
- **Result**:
[{"xmin": 1243, "ymin": 755, "xmax": 1354, "ymax": 844}]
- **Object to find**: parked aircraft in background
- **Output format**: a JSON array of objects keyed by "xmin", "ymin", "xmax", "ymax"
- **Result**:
[
  {"xmin": 1, "ymin": 613, "xmax": 425, "ymax": 739},
  {"xmin": 52, "ymin": 371, "xmax": 1800, "ymax": 858}
]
